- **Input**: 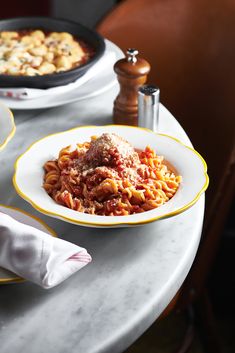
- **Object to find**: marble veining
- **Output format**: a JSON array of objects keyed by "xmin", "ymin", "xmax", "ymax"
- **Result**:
[{"xmin": 0, "ymin": 85, "xmax": 205, "ymax": 353}]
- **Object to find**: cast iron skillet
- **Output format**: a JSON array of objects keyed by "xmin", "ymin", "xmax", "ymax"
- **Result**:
[{"xmin": 0, "ymin": 17, "xmax": 105, "ymax": 88}]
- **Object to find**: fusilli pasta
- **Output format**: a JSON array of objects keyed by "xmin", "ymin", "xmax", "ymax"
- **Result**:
[{"xmin": 43, "ymin": 133, "xmax": 181, "ymax": 216}]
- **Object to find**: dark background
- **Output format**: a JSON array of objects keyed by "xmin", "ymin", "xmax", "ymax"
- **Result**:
[{"xmin": 0, "ymin": 0, "xmax": 117, "ymax": 28}]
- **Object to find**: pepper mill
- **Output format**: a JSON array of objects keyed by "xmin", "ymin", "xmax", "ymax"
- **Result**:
[{"xmin": 113, "ymin": 48, "xmax": 151, "ymax": 126}]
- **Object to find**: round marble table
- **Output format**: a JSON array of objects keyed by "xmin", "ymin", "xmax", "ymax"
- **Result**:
[{"xmin": 0, "ymin": 85, "xmax": 204, "ymax": 353}]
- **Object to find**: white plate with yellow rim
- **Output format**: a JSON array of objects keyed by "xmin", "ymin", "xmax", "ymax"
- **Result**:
[
  {"xmin": 0, "ymin": 204, "xmax": 56, "ymax": 284},
  {"xmin": 13, "ymin": 125, "xmax": 209, "ymax": 228},
  {"xmin": 0, "ymin": 102, "xmax": 15, "ymax": 151}
]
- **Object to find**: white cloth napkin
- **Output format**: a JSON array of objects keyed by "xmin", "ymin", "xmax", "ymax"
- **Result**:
[
  {"xmin": 0, "ymin": 212, "xmax": 91, "ymax": 289},
  {"xmin": 0, "ymin": 39, "xmax": 115, "ymax": 100}
]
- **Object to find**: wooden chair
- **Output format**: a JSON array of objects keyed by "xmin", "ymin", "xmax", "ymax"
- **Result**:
[{"xmin": 97, "ymin": 0, "xmax": 235, "ymax": 351}]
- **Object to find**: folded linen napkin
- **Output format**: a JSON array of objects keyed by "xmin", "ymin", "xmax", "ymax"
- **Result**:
[
  {"xmin": 0, "ymin": 39, "xmax": 115, "ymax": 100},
  {"xmin": 0, "ymin": 212, "xmax": 91, "ymax": 288}
]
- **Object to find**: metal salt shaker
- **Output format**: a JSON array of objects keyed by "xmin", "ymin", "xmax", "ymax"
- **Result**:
[{"xmin": 138, "ymin": 85, "xmax": 160, "ymax": 132}]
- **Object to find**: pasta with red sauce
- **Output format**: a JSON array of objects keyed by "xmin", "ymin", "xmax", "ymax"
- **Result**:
[{"xmin": 43, "ymin": 133, "xmax": 182, "ymax": 216}]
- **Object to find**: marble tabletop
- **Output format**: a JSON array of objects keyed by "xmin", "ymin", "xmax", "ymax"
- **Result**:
[{"xmin": 0, "ymin": 85, "xmax": 205, "ymax": 353}]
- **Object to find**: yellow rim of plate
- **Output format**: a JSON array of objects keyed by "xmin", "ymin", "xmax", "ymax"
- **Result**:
[
  {"xmin": 0, "ymin": 102, "xmax": 16, "ymax": 151},
  {"xmin": 13, "ymin": 124, "xmax": 209, "ymax": 227},
  {"xmin": 0, "ymin": 203, "xmax": 57, "ymax": 284}
]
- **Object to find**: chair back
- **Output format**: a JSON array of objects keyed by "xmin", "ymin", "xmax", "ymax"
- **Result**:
[{"xmin": 97, "ymin": 0, "xmax": 235, "ymax": 306}]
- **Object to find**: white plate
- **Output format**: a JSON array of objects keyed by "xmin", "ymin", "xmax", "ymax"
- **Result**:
[
  {"xmin": 0, "ymin": 204, "xmax": 56, "ymax": 284},
  {"xmin": 13, "ymin": 125, "xmax": 209, "ymax": 228},
  {"xmin": 0, "ymin": 40, "xmax": 124, "ymax": 110},
  {"xmin": 0, "ymin": 102, "xmax": 15, "ymax": 151}
]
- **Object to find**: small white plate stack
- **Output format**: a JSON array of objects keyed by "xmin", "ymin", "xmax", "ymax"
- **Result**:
[{"xmin": 0, "ymin": 102, "xmax": 15, "ymax": 151}]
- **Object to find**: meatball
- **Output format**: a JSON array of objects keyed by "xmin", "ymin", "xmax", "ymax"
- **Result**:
[{"xmin": 85, "ymin": 133, "xmax": 140, "ymax": 168}]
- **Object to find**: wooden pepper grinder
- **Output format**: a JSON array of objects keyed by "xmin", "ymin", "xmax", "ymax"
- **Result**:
[{"xmin": 113, "ymin": 48, "xmax": 151, "ymax": 126}]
